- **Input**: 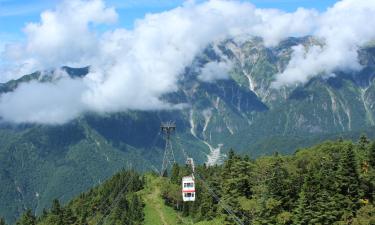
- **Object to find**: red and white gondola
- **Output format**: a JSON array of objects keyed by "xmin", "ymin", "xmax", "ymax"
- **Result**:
[{"xmin": 182, "ymin": 176, "xmax": 195, "ymax": 201}]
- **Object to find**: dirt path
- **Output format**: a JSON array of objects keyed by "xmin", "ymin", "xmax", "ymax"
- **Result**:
[
  {"xmin": 141, "ymin": 174, "xmax": 178, "ymax": 225},
  {"xmin": 146, "ymin": 182, "xmax": 168, "ymax": 225}
]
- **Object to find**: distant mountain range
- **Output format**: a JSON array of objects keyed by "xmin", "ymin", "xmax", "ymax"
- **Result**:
[{"xmin": 1, "ymin": 36, "xmax": 375, "ymax": 222}]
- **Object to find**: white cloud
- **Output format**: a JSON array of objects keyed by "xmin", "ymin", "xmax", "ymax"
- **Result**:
[
  {"xmin": 0, "ymin": 71, "xmax": 88, "ymax": 124},
  {"xmin": 1, "ymin": 0, "xmax": 262, "ymax": 124},
  {"xmin": 3, "ymin": 0, "xmax": 117, "ymax": 71},
  {"xmin": 253, "ymin": 7, "xmax": 319, "ymax": 46},
  {"xmin": 272, "ymin": 0, "xmax": 375, "ymax": 87},
  {"xmin": 198, "ymin": 61, "xmax": 232, "ymax": 82},
  {"xmin": 1, "ymin": 0, "xmax": 375, "ymax": 123}
]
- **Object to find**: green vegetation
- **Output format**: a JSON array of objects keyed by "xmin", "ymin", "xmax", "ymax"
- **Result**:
[
  {"xmin": 161, "ymin": 137, "xmax": 375, "ymax": 225},
  {"xmin": 3, "ymin": 37, "xmax": 375, "ymax": 223},
  {"xmin": 9, "ymin": 136, "xmax": 375, "ymax": 224},
  {"xmin": 12, "ymin": 170, "xmax": 144, "ymax": 225},
  {"xmin": 141, "ymin": 174, "xmax": 193, "ymax": 225}
]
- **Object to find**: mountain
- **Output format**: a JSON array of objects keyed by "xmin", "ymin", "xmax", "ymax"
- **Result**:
[
  {"xmin": 9, "ymin": 138, "xmax": 375, "ymax": 225},
  {"xmin": 11, "ymin": 170, "xmax": 145, "ymax": 225},
  {"xmin": 1, "ymin": 36, "xmax": 375, "ymax": 222}
]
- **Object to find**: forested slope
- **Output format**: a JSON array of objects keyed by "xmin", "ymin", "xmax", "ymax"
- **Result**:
[
  {"xmin": 5, "ymin": 136, "xmax": 375, "ymax": 225},
  {"xmin": 2, "ymin": 170, "xmax": 145, "ymax": 225},
  {"xmin": 162, "ymin": 136, "xmax": 375, "ymax": 224},
  {"xmin": 3, "ymin": 38, "xmax": 375, "ymax": 222}
]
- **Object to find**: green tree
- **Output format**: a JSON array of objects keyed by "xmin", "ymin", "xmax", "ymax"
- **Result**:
[
  {"xmin": 16, "ymin": 210, "xmax": 36, "ymax": 225},
  {"xmin": 170, "ymin": 163, "xmax": 180, "ymax": 185},
  {"xmin": 40, "ymin": 209, "xmax": 48, "ymax": 220},
  {"xmin": 228, "ymin": 148, "xmax": 235, "ymax": 160},
  {"xmin": 294, "ymin": 171, "xmax": 315, "ymax": 224},
  {"xmin": 312, "ymin": 159, "xmax": 341, "ymax": 224},
  {"xmin": 51, "ymin": 199, "xmax": 63, "ymax": 215},
  {"xmin": 0, "ymin": 217, "xmax": 7, "ymax": 225},
  {"xmin": 369, "ymin": 142, "xmax": 375, "ymax": 168},
  {"xmin": 335, "ymin": 144, "xmax": 361, "ymax": 219},
  {"xmin": 221, "ymin": 153, "xmax": 251, "ymax": 224},
  {"xmin": 63, "ymin": 208, "xmax": 77, "ymax": 225},
  {"xmin": 78, "ymin": 210, "xmax": 88, "ymax": 225},
  {"xmin": 352, "ymin": 204, "xmax": 375, "ymax": 225},
  {"xmin": 267, "ymin": 158, "xmax": 290, "ymax": 206},
  {"xmin": 129, "ymin": 194, "xmax": 144, "ymax": 223},
  {"xmin": 358, "ymin": 134, "xmax": 370, "ymax": 151}
]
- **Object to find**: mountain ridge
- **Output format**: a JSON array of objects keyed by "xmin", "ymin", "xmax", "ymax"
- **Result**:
[
  {"xmin": 1, "ymin": 36, "xmax": 375, "ymax": 222},
  {"xmin": 6, "ymin": 138, "xmax": 375, "ymax": 225}
]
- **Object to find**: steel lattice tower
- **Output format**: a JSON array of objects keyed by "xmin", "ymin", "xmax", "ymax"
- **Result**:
[{"xmin": 160, "ymin": 122, "xmax": 176, "ymax": 176}]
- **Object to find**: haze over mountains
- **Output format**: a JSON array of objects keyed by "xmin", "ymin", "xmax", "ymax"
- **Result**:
[{"xmin": 1, "ymin": 0, "xmax": 375, "ymax": 222}]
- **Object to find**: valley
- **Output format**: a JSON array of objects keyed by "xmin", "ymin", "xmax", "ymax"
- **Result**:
[{"xmin": 1, "ymin": 37, "xmax": 375, "ymax": 222}]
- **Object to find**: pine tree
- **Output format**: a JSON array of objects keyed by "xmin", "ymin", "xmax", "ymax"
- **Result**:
[
  {"xmin": 228, "ymin": 148, "xmax": 235, "ymax": 160},
  {"xmin": 369, "ymin": 141, "xmax": 375, "ymax": 168},
  {"xmin": 16, "ymin": 210, "xmax": 36, "ymax": 225},
  {"xmin": 358, "ymin": 134, "xmax": 370, "ymax": 151},
  {"xmin": 336, "ymin": 144, "xmax": 360, "ymax": 218},
  {"xmin": 0, "ymin": 217, "xmax": 6, "ymax": 225},
  {"xmin": 51, "ymin": 199, "xmax": 63, "ymax": 215},
  {"xmin": 221, "ymin": 154, "xmax": 250, "ymax": 224},
  {"xmin": 170, "ymin": 163, "xmax": 180, "ymax": 185},
  {"xmin": 294, "ymin": 171, "xmax": 315, "ymax": 224},
  {"xmin": 63, "ymin": 208, "xmax": 77, "ymax": 225},
  {"xmin": 267, "ymin": 158, "xmax": 289, "ymax": 203},
  {"xmin": 312, "ymin": 159, "xmax": 341, "ymax": 223},
  {"xmin": 50, "ymin": 199, "xmax": 64, "ymax": 225},
  {"xmin": 40, "ymin": 209, "xmax": 48, "ymax": 220},
  {"xmin": 79, "ymin": 210, "xmax": 89, "ymax": 225},
  {"xmin": 129, "ymin": 194, "xmax": 144, "ymax": 223}
]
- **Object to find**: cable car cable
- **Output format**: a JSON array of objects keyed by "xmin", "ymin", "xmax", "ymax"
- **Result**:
[
  {"xmin": 175, "ymin": 132, "xmax": 245, "ymax": 225},
  {"xmin": 96, "ymin": 170, "xmax": 136, "ymax": 225},
  {"xmin": 194, "ymin": 172, "xmax": 245, "ymax": 225}
]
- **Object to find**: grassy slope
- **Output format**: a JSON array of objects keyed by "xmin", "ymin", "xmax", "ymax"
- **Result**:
[
  {"xmin": 141, "ymin": 174, "xmax": 183, "ymax": 225},
  {"xmin": 140, "ymin": 174, "xmax": 222, "ymax": 225}
]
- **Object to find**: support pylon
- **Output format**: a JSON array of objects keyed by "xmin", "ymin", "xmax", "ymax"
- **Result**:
[{"xmin": 160, "ymin": 122, "xmax": 176, "ymax": 176}]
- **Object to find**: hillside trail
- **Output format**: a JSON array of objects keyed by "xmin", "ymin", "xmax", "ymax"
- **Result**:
[
  {"xmin": 141, "ymin": 174, "xmax": 181, "ymax": 225},
  {"xmin": 140, "ymin": 174, "xmax": 222, "ymax": 225},
  {"xmin": 146, "ymin": 181, "xmax": 167, "ymax": 225}
]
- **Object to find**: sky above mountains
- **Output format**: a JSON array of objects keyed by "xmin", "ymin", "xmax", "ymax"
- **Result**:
[
  {"xmin": 0, "ymin": 0, "xmax": 338, "ymax": 41},
  {"xmin": 0, "ymin": 0, "xmax": 374, "ymax": 124}
]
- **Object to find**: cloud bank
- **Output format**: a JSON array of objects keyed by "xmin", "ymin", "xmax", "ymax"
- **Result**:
[
  {"xmin": 272, "ymin": 0, "xmax": 375, "ymax": 87},
  {"xmin": 198, "ymin": 61, "xmax": 232, "ymax": 82},
  {"xmin": 0, "ymin": 0, "xmax": 374, "ymax": 124}
]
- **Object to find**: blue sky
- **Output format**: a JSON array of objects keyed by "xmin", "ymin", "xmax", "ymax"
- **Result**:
[{"xmin": 0, "ymin": 0, "xmax": 340, "ymax": 43}]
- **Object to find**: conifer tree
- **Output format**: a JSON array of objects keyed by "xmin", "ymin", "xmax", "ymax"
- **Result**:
[
  {"xmin": 312, "ymin": 159, "xmax": 341, "ymax": 223},
  {"xmin": 50, "ymin": 199, "xmax": 64, "ymax": 225},
  {"xmin": 228, "ymin": 148, "xmax": 235, "ymax": 160},
  {"xmin": 294, "ymin": 171, "xmax": 314, "ymax": 224},
  {"xmin": 40, "ymin": 209, "xmax": 48, "ymax": 220},
  {"xmin": 129, "ymin": 194, "xmax": 144, "ymax": 223},
  {"xmin": 221, "ymin": 152, "xmax": 250, "ymax": 224},
  {"xmin": 114, "ymin": 195, "xmax": 129, "ymax": 220},
  {"xmin": 79, "ymin": 210, "xmax": 88, "ymax": 225},
  {"xmin": 369, "ymin": 141, "xmax": 375, "ymax": 168},
  {"xmin": 0, "ymin": 217, "xmax": 6, "ymax": 225},
  {"xmin": 51, "ymin": 199, "xmax": 63, "ymax": 215},
  {"xmin": 16, "ymin": 210, "xmax": 36, "ymax": 225},
  {"xmin": 358, "ymin": 134, "xmax": 370, "ymax": 151},
  {"xmin": 267, "ymin": 158, "xmax": 289, "ymax": 203},
  {"xmin": 170, "ymin": 163, "xmax": 180, "ymax": 185},
  {"xmin": 336, "ymin": 144, "xmax": 360, "ymax": 217},
  {"xmin": 63, "ymin": 208, "xmax": 76, "ymax": 225}
]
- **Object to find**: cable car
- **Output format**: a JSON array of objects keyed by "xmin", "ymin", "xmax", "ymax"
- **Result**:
[{"xmin": 182, "ymin": 176, "xmax": 195, "ymax": 201}]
